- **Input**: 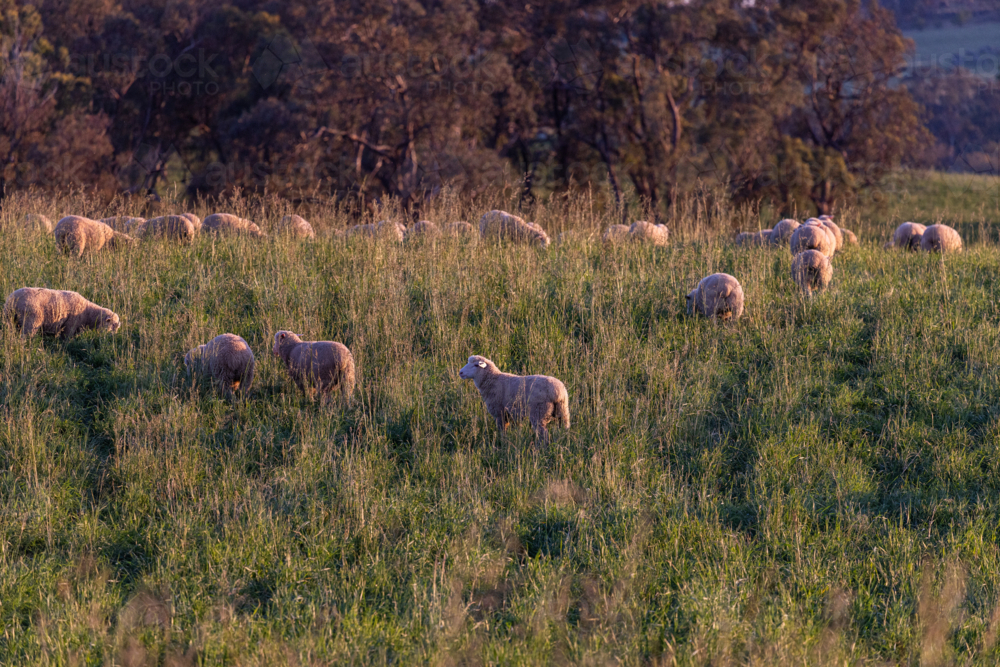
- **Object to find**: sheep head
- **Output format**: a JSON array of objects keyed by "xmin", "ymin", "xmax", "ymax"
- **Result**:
[
  {"xmin": 685, "ymin": 289, "xmax": 698, "ymax": 316},
  {"xmin": 273, "ymin": 330, "xmax": 303, "ymax": 356},
  {"xmin": 104, "ymin": 310, "xmax": 121, "ymax": 332},
  {"xmin": 459, "ymin": 355, "xmax": 494, "ymax": 382}
]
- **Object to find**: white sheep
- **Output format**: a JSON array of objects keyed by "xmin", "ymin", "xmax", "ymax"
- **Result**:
[
  {"xmin": 791, "ymin": 250, "xmax": 833, "ymax": 297},
  {"xmin": 790, "ymin": 223, "xmax": 835, "ymax": 258},
  {"xmin": 841, "ymin": 229, "xmax": 859, "ymax": 246},
  {"xmin": 407, "ymin": 220, "xmax": 441, "ymax": 240},
  {"xmin": 814, "ymin": 217, "xmax": 844, "ymax": 252},
  {"xmin": 272, "ymin": 331, "xmax": 356, "ymax": 403},
  {"xmin": 920, "ymin": 224, "xmax": 963, "ymax": 253},
  {"xmin": 346, "ymin": 220, "xmax": 405, "ymax": 243},
  {"xmin": 686, "ymin": 273, "xmax": 744, "ymax": 321},
  {"xmin": 886, "ymin": 222, "xmax": 925, "ymax": 251},
  {"xmin": 4, "ymin": 287, "xmax": 120, "ymax": 339},
  {"xmin": 54, "ymin": 216, "xmax": 136, "ymax": 256},
  {"xmin": 769, "ymin": 219, "xmax": 800, "ymax": 245},
  {"xmin": 479, "ymin": 210, "xmax": 550, "ymax": 247},
  {"xmin": 628, "ymin": 221, "xmax": 669, "ymax": 246},
  {"xmin": 736, "ymin": 229, "xmax": 772, "ymax": 247},
  {"xmin": 444, "ymin": 221, "xmax": 476, "ymax": 238},
  {"xmin": 135, "ymin": 215, "xmax": 197, "ymax": 243},
  {"xmin": 602, "ymin": 224, "xmax": 630, "ymax": 245},
  {"xmin": 180, "ymin": 213, "xmax": 202, "ymax": 233},
  {"xmin": 458, "ymin": 355, "xmax": 570, "ymax": 444},
  {"xmin": 202, "ymin": 213, "xmax": 267, "ymax": 238},
  {"xmin": 184, "ymin": 334, "xmax": 256, "ymax": 399},
  {"xmin": 20, "ymin": 213, "xmax": 53, "ymax": 233},
  {"xmin": 276, "ymin": 214, "xmax": 316, "ymax": 239},
  {"xmin": 99, "ymin": 216, "xmax": 146, "ymax": 233}
]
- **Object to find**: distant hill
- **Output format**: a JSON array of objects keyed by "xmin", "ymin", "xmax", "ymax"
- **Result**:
[{"xmin": 884, "ymin": 0, "xmax": 1000, "ymax": 28}]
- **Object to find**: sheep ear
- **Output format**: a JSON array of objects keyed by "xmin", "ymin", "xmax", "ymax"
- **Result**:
[{"xmin": 477, "ymin": 361, "xmax": 486, "ymax": 368}]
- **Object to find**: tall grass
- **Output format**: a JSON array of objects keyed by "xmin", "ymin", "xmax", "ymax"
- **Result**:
[{"xmin": 2, "ymin": 171, "xmax": 1000, "ymax": 665}]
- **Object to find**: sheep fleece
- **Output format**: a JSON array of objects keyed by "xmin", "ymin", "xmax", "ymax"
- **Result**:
[
  {"xmin": 459, "ymin": 355, "xmax": 570, "ymax": 440},
  {"xmin": 272, "ymin": 331, "xmax": 356, "ymax": 400},
  {"xmin": 4, "ymin": 287, "xmax": 120, "ymax": 339},
  {"xmin": 136, "ymin": 215, "xmax": 197, "ymax": 243},
  {"xmin": 920, "ymin": 224, "xmax": 962, "ymax": 253},
  {"xmin": 478, "ymin": 210, "xmax": 550, "ymax": 247},
  {"xmin": 791, "ymin": 249, "xmax": 833, "ymax": 295},
  {"xmin": 185, "ymin": 334, "xmax": 255, "ymax": 397},
  {"xmin": 202, "ymin": 213, "xmax": 266, "ymax": 238},
  {"xmin": 687, "ymin": 273, "xmax": 744, "ymax": 321},
  {"xmin": 54, "ymin": 216, "xmax": 135, "ymax": 256}
]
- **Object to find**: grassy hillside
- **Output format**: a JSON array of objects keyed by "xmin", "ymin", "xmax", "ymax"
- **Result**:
[{"xmin": 3, "ymin": 175, "xmax": 1000, "ymax": 665}]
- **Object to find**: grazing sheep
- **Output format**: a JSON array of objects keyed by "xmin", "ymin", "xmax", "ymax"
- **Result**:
[
  {"xmin": 790, "ymin": 223, "xmax": 835, "ymax": 258},
  {"xmin": 791, "ymin": 250, "xmax": 833, "ymax": 297},
  {"xmin": 276, "ymin": 214, "xmax": 316, "ymax": 239},
  {"xmin": 347, "ymin": 220, "xmax": 405, "ymax": 243},
  {"xmin": 20, "ymin": 213, "xmax": 53, "ymax": 233},
  {"xmin": 444, "ymin": 221, "xmax": 476, "ymax": 238},
  {"xmin": 768, "ymin": 219, "xmax": 801, "ymax": 246},
  {"xmin": 4, "ymin": 287, "xmax": 120, "ymax": 339},
  {"xmin": 135, "ymin": 215, "xmax": 197, "ymax": 243},
  {"xmin": 920, "ymin": 224, "xmax": 963, "ymax": 253},
  {"xmin": 180, "ymin": 213, "xmax": 202, "ymax": 233},
  {"xmin": 815, "ymin": 218, "xmax": 844, "ymax": 252},
  {"xmin": 202, "ymin": 213, "xmax": 266, "ymax": 238},
  {"xmin": 602, "ymin": 224, "xmax": 630, "ymax": 245},
  {"xmin": 458, "ymin": 355, "xmax": 570, "ymax": 444},
  {"xmin": 272, "ymin": 331, "xmax": 356, "ymax": 403},
  {"xmin": 54, "ymin": 216, "xmax": 136, "ymax": 257},
  {"xmin": 184, "ymin": 334, "xmax": 256, "ymax": 399},
  {"xmin": 629, "ymin": 220, "xmax": 669, "ymax": 247},
  {"xmin": 886, "ymin": 222, "xmax": 926, "ymax": 251},
  {"xmin": 841, "ymin": 229, "xmax": 859, "ymax": 246},
  {"xmin": 407, "ymin": 220, "xmax": 441, "ymax": 240},
  {"xmin": 736, "ymin": 229, "xmax": 772, "ymax": 247},
  {"xmin": 99, "ymin": 216, "xmax": 145, "ymax": 233},
  {"xmin": 686, "ymin": 273, "xmax": 744, "ymax": 321},
  {"xmin": 479, "ymin": 210, "xmax": 550, "ymax": 247}
]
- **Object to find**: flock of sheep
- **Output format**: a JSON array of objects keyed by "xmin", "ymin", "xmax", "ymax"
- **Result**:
[{"xmin": 3, "ymin": 207, "xmax": 965, "ymax": 443}]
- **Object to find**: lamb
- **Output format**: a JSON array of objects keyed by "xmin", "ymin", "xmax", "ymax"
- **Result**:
[
  {"xmin": 769, "ymin": 219, "xmax": 800, "ymax": 245},
  {"xmin": 54, "ymin": 216, "xmax": 136, "ymax": 257},
  {"xmin": 20, "ymin": 213, "xmax": 53, "ymax": 233},
  {"xmin": 886, "ymin": 222, "xmax": 926, "ymax": 251},
  {"xmin": 202, "ymin": 213, "xmax": 267, "ymax": 238},
  {"xmin": 686, "ymin": 273, "xmax": 744, "ymax": 321},
  {"xmin": 791, "ymin": 250, "xmax": 833, "ymax": 297},
  {"xmin": 346, "ymin": 220, "xmax": 405, "ymax": 243},
  {"xmin": 276, "ymin": 214, "xmax": 316, "ymax": 239},
  {"xmin": 920, "ymin": 224, "xmax": 963, "ymax": 253},
  {"xmin": 135, "ymin": 215, "xmax": 197, "ymax": 243},
  {"xmin": 4, "ymin": 287, "xmax": 120, "ymax": 339},
  {"xmin": 790, "ymin": 223, "xmax": 835, "ymax": 258},
  {"xmin": 272, "ymin": 331, "xmax": 356, "ymax": 403},
  {"xmin": 602, "ymin": 224, "xmax": 630, "ymax": 245},
  {"xmin": 184, "ymin": 333, "xmax": 256, "ymax": 399},
  {"xmin": 479, "ymin": 210, "xmax": 550, "ymax": 247},
  {"xmin": 99, "ymin": 216, "xmax": 146, "ymax": 233},
  {"xmin": 628, "ymin": 221, "xmax": 669, "ymax": 246},
  {"xmin": 458, "ymin": 355, "xmax": 570, "ymax": 444}
]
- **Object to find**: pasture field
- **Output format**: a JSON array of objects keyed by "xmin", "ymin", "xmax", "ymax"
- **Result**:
[{"xmin": 3, "ymin": 176, "xmax": 1000, "ymax": 665}]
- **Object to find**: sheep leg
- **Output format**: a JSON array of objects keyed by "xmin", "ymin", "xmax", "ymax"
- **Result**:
[
  {"xmin": 530, "ymin": 403, "xmax": 553, "ymax": 446},
  {"xmin": 18, "ymin": 314, "xmax": 41, "ymax": 339}
]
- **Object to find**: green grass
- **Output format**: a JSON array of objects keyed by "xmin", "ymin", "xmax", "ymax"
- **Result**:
[{"xmin": 3, "ymin": 172, "xmax": 1000, "ymax": 665}]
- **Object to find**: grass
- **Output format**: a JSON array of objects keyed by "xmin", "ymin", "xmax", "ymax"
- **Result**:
[{"xmin": 2, "ymin": 171, "xmax": 1000, "ymax": 664}]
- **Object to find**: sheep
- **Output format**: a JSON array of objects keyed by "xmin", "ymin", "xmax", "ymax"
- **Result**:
[
  {"xmin": 602, "ymin": 224, "xmax": 630, "ymax": 245},
  {"xmin": 4, "ymin": 287, "xmax": 120, "ymax": 339},
  {"xmin": 884, "ymin": 222, "xmax": 926, "ymax": 250},
  {"xmin": 346, "ymin": 220, "xmax": 405, "ymax": 243},
  {"xmin": 272, "ymin": 331, "xmax": 356, "ymax": 403},
  {"xmin": 276, "ymin": 214, "xmax": 316, "ymax": 239},
  {"xmin": 769, "ymin": 219, "xmax": 801, "ymax": 245},
  {"xmin": 479, "ymin": 210, "xmax": 550, "ymax": 247},
  {"xmin": 99, "ymin": 216, "xmax": 146, "ymax": 233},
  {"xmin": 184, "ymin": 333, "xmax": 256, "ymax": 399},
  {"xmin": 202, "ymin": 213, "xmax": 267, "ymax": 238},
  {"xmin": 735, "ymin": 229, "xmax": 772, "ymax": 247},
  {"xmin": 54, "ymin": 216, "xmax": 136, "ymax": 257},
  {"xmin": 20, "ymin": 213, "xmax": 53, "ymax": 233},
  {"xmin": 920, "ymin": 224, "xmax": 963, "ymax": 254},
  {"xmin": 686, "ymin": 273, "xmax": 744, "ymax": 321},
  {"xmin": 444, "ymin": 221, "xmax": 476, "ymax": 238},
  {"xmin": 180, "ymin": 213, "xmax": 202, "ymax": 233},
  {"xmin": 407, "ymin": 220, "xmax": 441, "ymax": 240},
  {"xmin": 814, "ymin": 217, "xmax": 844, "ymax": 252},
  {"xmin": 791, "ymin": 250, "xmax": 833, "ymax": 297},
  {"xmin": 134, "ymin": 215, "xmax": 197, "ymax": 243},
  {"xmin": 629, "ymin": 220, "xmax": 669, "ymax": 246},
  {"xmin": 790, "ymin": 223, "xmax": 835, "ymax": 258},
  {"xmin": 458, "ymin": 355, "xmax": 570, "ymax": 444},
  {"xmin": 841, "ymin": 229, "xmax": 859, "ymax": 246}
]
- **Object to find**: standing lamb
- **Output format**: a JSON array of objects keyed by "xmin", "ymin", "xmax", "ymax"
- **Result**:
[
  {"xmin": 272, "ymin": 331, "xmax": 356, "ymax": 403},
  {"xmin": 202, "ymin": 213, "xmax": 267, "ymax": 238},
  {"xmin": 135, "ymin": 215, "xmax": 197, "ymax": 243},
  {"xmin": 54, "ymin": 216, "xmax": 136, "ymax": 257},
  {"xmin": 458, "ymin": 355, "xmax": 570, "ymax": 444},
  {"xmin": 276, "ymin": 214, "xmax": 316, "ymax": 239},
  {"xmin": 791, "ymin": 250, "xmax": 833, "ymax": 297},
  {"xmin": 184, "ymin": 334, "xmax": 256, "ymax": 399},
  {"xmin": 920, "ymin": 224, "xmax": 963, "ymax": 253},
  {"xmin": 602, "ymin": 224, "xmax": 630, "ymax": 245},
  {"xmin": 479, "ymin": 210, "xmax": 550, "ymax": 247},
  {"xmin": 20, "ymin": 214, "xmax": 53, "ymax": 233},
  {"xmin": 886, "ymin": 222, "xmax": 926, "ymax": 251},
  {"xmin": 4, "ymin": 287, "xmax": 121, "ymax": 339},
  {"xmin": 686, "ymin": 273, "xmax": 744, "ymax": 321},
  {"xmin": 769, "ymin": 219, "xmax": 801, "ymax": 245},
  {"xmin": 790, "ymin": 223, "xmax": 835, "ymax": 258},
  {"xmin": 629, "ymin": 221, "xmax": 669, "ymax": 246}
]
